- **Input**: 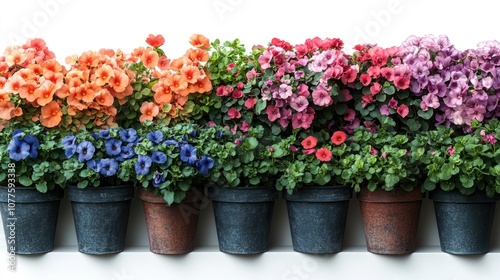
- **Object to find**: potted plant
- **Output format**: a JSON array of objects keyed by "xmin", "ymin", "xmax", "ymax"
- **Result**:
[
  {"xmin": 60, "ymin": 127, "xmax": 135, "ymax": 254},
  {"xmin": 412, "ymin": 121, "xmax": 499, "ymax": 255},
  {"xmin": 130, "ymin": 122, "xmax": 219, "ymax": 255},
  {"xmin": 0, "ymin": 38, "xmax": 68, "ymax": 254},
  {"xmin": 276, "ymin": 130, "xmax": 352, "ymax": 254},
  {"xmin": 339, "ymin": 125, "xmax": 423, "ymax": 255},
  {"xmin": 206, "ymin": 124, "xmax": 281, "ymax": 254}
]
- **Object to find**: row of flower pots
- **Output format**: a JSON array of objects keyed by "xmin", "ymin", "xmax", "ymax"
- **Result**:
[{"xmin": 1, "ymin": 184, "xmax": 496, "ymax": 255}]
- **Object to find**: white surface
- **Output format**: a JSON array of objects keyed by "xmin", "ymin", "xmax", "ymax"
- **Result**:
[{"xmin": 3, "ymin": 0, "xmax": 500, "ymax": 279}]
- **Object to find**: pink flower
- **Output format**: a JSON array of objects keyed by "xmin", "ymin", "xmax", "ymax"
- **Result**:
[
  {"xmin": 240, "ymin": 121, "xmax": 250, "ymax": 132},
  {"xmin": 341, "ymin": 68, "xmax": 357, "ymax": 84},
  {"xmin": 244, "ymin": 98, "xmax": 257, "ymax": 109},
  {"xmin": 388, "ymin": 97, "xmax": 398, "ymax": 109},
  {"xmin": 359, "ymin": 73, "xmax": 372, "ymax": 86},
  {"xmin": 237, "ymin": 82, "xmax": 244, "ymax": 89},
  {"xmin": 381, "ymin": 153, "xmax": 387, "ymax": 158},
  {"xmin": 421, "ymin": 93, "xmax": 440, "ymax": 110},
  {"xmin": 258, "ymin": 50, "xmax": 273, "ymax": 69},
  {"xmin": 246, "ymin": 68, "xmax": 258, "ymax": 80},
  {"xmin": 266, "ymin": 104, "xmax": 280, "ymax": 122},
  {"xmin": 380, "ymin": 105, "xmax": 390, "ymax": 116},
  {"xmin": 269, "ymin": 146, "xmax": 274, "ymax": 152},
  {"xmin": 232, "ymin": 89, "xmax": 243, "ymax": 99},
  {"xmin": 292, "ymin": 110, "xmax": 314, "ymax": 130},
  {"xmin": 341, "ymin": 89, "xmax": 353, "ymax": 101},
  {"xmin": 394, "ymin": 76, "xmax": 410, "ymax": 89},
  {"xmin": 227, "ymin": 107, "xmax": 241, "ymax": 119},
  {"xmin": 226, "ymin": 62, "xmax": 236, "ymax": 72},
  {"xmin": 397, "ymin": 104, "xmax": 409, "ymax": 118},
  {"xmin": 290, "ymin": 95, "xmax": 309, "ymax": 112},
  {"xmin": 370, "ymin": 82, "xmax": 381, "ymax": 95},
  {"xmin": 367, "ymin": 66, "xmax": 381, "ymax": 78},
  {"xmin": 344, "ymin": 108, "xmax": 356, "ymax": 121},
  {"xmin": 312, "ymin": 88, "xmax": 332, "ymax": 106},
  {"xmin": 216, "ymin": 85, "xmax": 230, "ymax": 97},
  {"xmin": 290, "ymin": 146, "xmax": 298, "ymax": 152},
  {"xmin": 380, "ymin": 67, "xmax": 395, "ymax": 81},
  {"xmin": 206, "ymin": 121, "xmax": 216, "ymax": 127},
  {"xmin": 315, "ymin": 148, "xmax": 333, "ymax": 162},
  {"xmin": 370, "ymin": 146, "xmax": 378, "ymax": 155},
  {"xmin": 361, "ymin": 94, "xmax": 373, "ymax": 108},
  {"xmin": 278, "ymin": 84, "xmax": 293, "ymax": 99},
  {"xmin": 303, "ymin": 148, "xmax": 316, "ymax": 155},
  {"xmin": 447, "ymin": 147, "xmax": 455, "ymax": 156},
  {"xmin": 297, "ymin": 84, "xmax": 310, "ymax": 97}
]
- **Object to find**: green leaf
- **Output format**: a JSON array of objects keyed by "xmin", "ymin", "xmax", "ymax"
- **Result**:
[
  {"xmin": 334, "ymin": 103, "xmax": 348, "ymax": 115},
  {"xmin": 417, "ymin": 108, "xmax": 434, "ymax": 120},
  {"xmin": 423, "ymin": 178, "xmax": 436, "ymax": 191},
  {"xmin": 18, "ymin": 176, "xmax": 32, "ymax": 187},
  {"xmin": 163, "ymin": 191, "xmax": 175, "ymax": 205},
  {"xmin": 77, "ymin": 180, "xmax": 88, "ymax": 189},
  {"xmin": 35, "ymin": 182, "xmax": 48, "ymax": 193},
  {"xmin": 255, "ymin": 99, "xmax": 267, "ymax": 114},
  {"xmin": 385, "ymin": 174, "xmax": 399, "ymax": 188},
  {"xmin": 383, "ymin": 86, "xmax": 395, "ymax": 95}
]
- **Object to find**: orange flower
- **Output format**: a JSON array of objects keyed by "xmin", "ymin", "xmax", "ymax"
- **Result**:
[
  {"xmin": 170, "ymin": 57, "xmax": 191, "ymax": 71},
  {"xmin": 145, "ymin": 34, "xmax": 165, "ymax": 47},
  {"xmin": 166, "ymin": 74, "xmax": 188, "ymax": 93},
  {"xmin": 187, "ymin": 48, "xmax": 209, "ymax": 64},
  {"xmin": 5, "ymin": 48, "xmax": 27, "ymax": 67},
  {"xmin": 189, "ymin": 34, "xmax": 210, "ymax": 49},
  {"xmin": 140, "ymin": 102, "xmax": 159, "ymax": 123},
  {"xmin": 95, "ymin": 89, "xmax": 114, "ymax": 107},
  {"xmin": 0, "ymin": 93, "xmax": 10, "ymax": 103},
  {"xmin": 94, "ymin": 64, "xmax": 114, "ymax": 86},
  {"xmin": 41, "ymin": 59, "xmax": 64, "ymax": 73},
  {"xmin": 12, "ymin": 107, "xmax": 22, "ymax": 117},
  {"xmin": 153, "ymin": 86, "xmax": 173, "ymax": 104},
  {"xmin": 40, "ymin": 101, "xmax": 62, "ymax": 127},
  {"xmin": 109, "ymin": 70, "xmax": 129, "ymax": 92},
  {"xmin": 35, "ymin": 80, "xmax": 57, "ymax": 106},
  {"xmin": 157, "ymin": 55, "xmax": 170, "ymax": 70},
  {"xmin": 78, "ymin": 51, "xmax": 99, "ymax": 68},
  {"xmin": 195, "ymin": 76, "xmax": 213, "ymax": 93},
  {"xmin": 180, "ymin": 65, "xmax": 201, "ymax": 84},
  {"xmin": 0, "ymin": 101, "xmax": 15, "ymax": 120},
  {"xmin": 55, "ymin": 84, "xmax": 70, "ymax": 98},
  {"xmin": 3, "ymin": 75, "xmax": 25, "ymax": 94},
  {"xmin": 43, "ymin": 70, "xmax": 64, "ymax": 89},
  {"xmin": 141, "ymin": 49, "xmax": 159, "ymax": 69},
  {"xmin": 27, "ymin": 64, "xmax": 43, "ymax": 75},
  {"xmin": 19, "ymin": 82, "xmax": 40, "ymax": 102}
]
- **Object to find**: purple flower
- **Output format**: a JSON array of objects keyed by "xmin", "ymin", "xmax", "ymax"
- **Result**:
[
  {"xmin": 147, "ymin": 131, "xmax": 163, "ymax": 144},
  {"xmin": 196, "ymin": 156, "xmax": 214, "ymax": 175},
  {"xmin": 151, "ymin": 151, "xmax": 167, "ymax": 164},
  {"xmin": 152, "ymin": 171, "xmax": 165, "ymax": 188},
  {"xmin": 135, "ymin": 155, "xmax": 152, "ymax": 175},
  {"xmin": 119, "ymin": 128, "xmax": 138, "ymax": 143},
  {"xmin": 180, "ymin": 144, "xmax": 197, "ymax": 165},
  {"xmin": 290, "ymin": 95, "xmax": 309, "ymax": 112},
  {"xmin": 76, "ymin": 141, "xmax": 95, "ymax": 162},
  {"xmin": 98, "ymin": 158, "xmax": 118, "ymax": 177},
  {"xmin": 380, "ymin": 105, "xmax": 390, "ymax": 116},
  {"xmin": 105, "ymin": 139, "xmax": 122, "ymax": 156},
  {"xmin": 23, "ymin": 135, "xmax": 39, "ymax": 158},
  {"xmin": 7, "ymin": 138, "xmax": 30, "ymax": 161}
]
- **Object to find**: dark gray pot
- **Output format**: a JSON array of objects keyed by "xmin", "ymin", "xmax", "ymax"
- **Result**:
[
  {"xmin": 0, "ymin": 186, "xmax": 63, "ymax": 254},
  {"xmin": 66, "ymin": 185, "xmax": 134, "ymax": 255},
  {"xmin": 430, "ymin": 189, "xmax": 497, "ymax": 255},
  {"xmin": 283, "ymin": 186, "xmax": 352, "ymax": 254},
  {"xmin": 208, "ymin": 186, "xmax": 277, "ymax": 254}
]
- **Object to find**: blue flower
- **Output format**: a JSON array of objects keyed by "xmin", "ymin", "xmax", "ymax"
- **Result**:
[
  {"xmin": 23, "ymin": 135, "xmax": 39, "ymax": 158},
  {"xmin": 65, "ymin": 146, "xmax": 76, "ymax": 158},
  {"xmin": 76, "ymin": 141, "xmax": 95, "ymax": 162},
  {"xmin": 135, "ymin": 155, "xmax": 152, "ymax": 175},
  {"xmin": 180, "ymin": 144, "xmax": 197, "ymax": 165},
  {"xmin": 152, "ymin": 171, "xmax": 166, "ymax": 188},
  {"xmin": 98, "ymin": 129, "xmax": 111, "ymax": 139},
  {"xmin": 98, "ymin": 158, "xmax": 118, "ymax": 177},
  {"xmin": 216, "ymin": 130, "xmax": 223, "ymax": 139},
  {"xmin": 116, "ymin": 143, "xmax": 135, "ymax": 161},
  {"xmin": 7, "ymin": 138, "xmax": 30, "ymax": 161},
  {"xmin": 62, "ymin": 135, "xmax": 76, "ymax": 148},
  {"xmin": 151, "ymin": 151, "xmax": 167, "ymax": 164},
  {"xmin": 164, "ymin": 139, "xmax": 179, "ymax": 148},
  {"xmin": 147, "ymin": 131, "xmax": 164, "ymax": 144},
  {"xmin": 13, "ymin": 129, "xmax": 24, "ymax": 139},
  {"xmin": 87, "ymin": 160, "xmax": 100, "ymax": 172},
  {"xmin": 190, "ymin": 130, "xmax": 197, "ymax": 137},
  {"xmin": 119, "ymin": 128, "xmax": 138, "ymax": 143},
  {"xmin": 196, "ymin": 155, "xmax": 214, "ymax": 175},
  {"xmin": 105, "ymin": 139, "xmax": 122, "ymax": 156}
]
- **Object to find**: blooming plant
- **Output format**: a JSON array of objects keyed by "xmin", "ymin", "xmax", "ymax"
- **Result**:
[
  {"xmin": 337, "ymin": 125, "xmax": 420, "ymax": 192},
  {"xmin": 411, "ymin": 120, "xmax": 500, "ymax": 197},
  {"xmin": 121, "ymin": 34, "xmax": 212, "ymax": 129},
  {"xmin": 256, "ymin": 37, "xmax": 358, "ymax": 135},
  {"xmin": 130, "ymin": 122, "xmax": 219, "ymax": 205},
  {"xmin": 60, "ymin": 127, "xmax": 136, "ymax": 189},
  {"xmin": 275, "ymin": 129, "xmax": 349, "ymax": 194},
  {"xmin": 351, "ymin": 44, "xmax": 424, "ymax": 133},
  {"xmin": 0, "ymin": 123, "xmax": 66, "ymax": 192}
]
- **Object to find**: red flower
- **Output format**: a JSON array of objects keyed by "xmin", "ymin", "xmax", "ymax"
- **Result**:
[
  {"xmin": 301, "ymin": 136, "xmax": 317, "ymax": 149},
  {"xmin": 331, "ymin": 131, "xmax": 347, "ymax": 145},
  {"xmin": 315, "ymin": 148, "xmax": 332, "ymax": 162},
  {"xmin": 145, "ymin": 34, "xmax": 165, "ymax": 47},
  {"xmin": 244, "ymin": 98, "xmax": 257, "ymax": 109},
  {"xmin": 227, "ymin": 107, "xmax": 241, "ymax": 119},
  {"xmin": 397, "ymin": 104, "xmax": 409, "ymax": 118}
]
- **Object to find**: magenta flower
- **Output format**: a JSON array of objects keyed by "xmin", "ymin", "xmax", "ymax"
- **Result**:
[
  {"xmin": 258, "ymin": 50, "xmax": 273, "ymax": 69},
  {"xmin": 312, "ymin": 88, "xmax": 332, "ymax": 106},
  {"xmin": 380, "ymin": 105, "xmax": 390, "ymax": 116},
  {"xmin": 290, "ymin": 95, "xmax": 309, "ymax": 112},
  {"xmin": 388, "ymin": 97, "xmax": 398, "ymax": 109},
  {"xmin": 244, "ymin": 98, "xmax": 257, "ymax": 109},
  {"xmin": 266, "ymin": 104, "xmax": 281, "ymax": 122},
  {"xmin": 227, "ymin": 107, "xmax": 241, "ymax": 119},
  {"xmin": 397, "ymin": 104, "xmax": 409, "ymax": 118}
]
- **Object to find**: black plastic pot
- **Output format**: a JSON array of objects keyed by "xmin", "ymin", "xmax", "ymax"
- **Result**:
[
  {"xmin": 430, "ymin": 189, "xmax": 497, "ymax": 255},
  {"xmin": 208, "ymin": 186, "xmax": 277, "ymax": 254},
  {"xmin": 283, "ymin": 186, "xmax": 352, "ymax": 254},
  {"xmin": 66, "ymin": 185, "xmax": 134, "ymax": 255},
  {"xmin": 0, "ymin": 186, "xmax": 63, "ymax": 254}
]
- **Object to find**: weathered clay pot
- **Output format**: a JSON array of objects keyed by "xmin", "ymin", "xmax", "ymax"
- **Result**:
[
  {"xmin": 358, "ymin": 187, "xmax": 424, "ymax": 255},
  {"xmin": 139, "ymin": 188, "xmax": 203, "ymax": 255}
]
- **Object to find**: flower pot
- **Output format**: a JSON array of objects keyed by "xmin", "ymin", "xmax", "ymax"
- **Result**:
[
  {"xmin": 208, "ymin": 186, "xmax": 277, "ymax": 254},
  {"xmin": 0, "ymin": 186, "xmax": 63, "ymax": 254},
  {"xmin": 429, "ymin": 189, "xmax": 497, "ymax": 255},
  {"xmin": 66, "ymin": 185, "xmax": 134, "ymax": 255},
  {"xmin": 283, "ymin": 186, "xmax": 351, "ymax": 254},
  {"xmin": 358, "ymin": 187, "xmax": 423, "ymax": 255},
  {"xmin": 138, "ymin": 188, "xmax": 203, "ymax": 254}
]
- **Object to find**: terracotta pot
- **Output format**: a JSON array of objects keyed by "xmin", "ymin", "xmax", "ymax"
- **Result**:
[
  {"xmin": 358, "ymin": 187, "xmax": 423, "ymax": 255},
  {"xmin": 139, "ymin": 188, "xmax": 203, "ymax": 255}
]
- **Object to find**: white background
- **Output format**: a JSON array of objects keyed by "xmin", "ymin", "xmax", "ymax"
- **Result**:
[{"xmin": 2, "ymin": 0, "xmax": 500, "ymax": 279}]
